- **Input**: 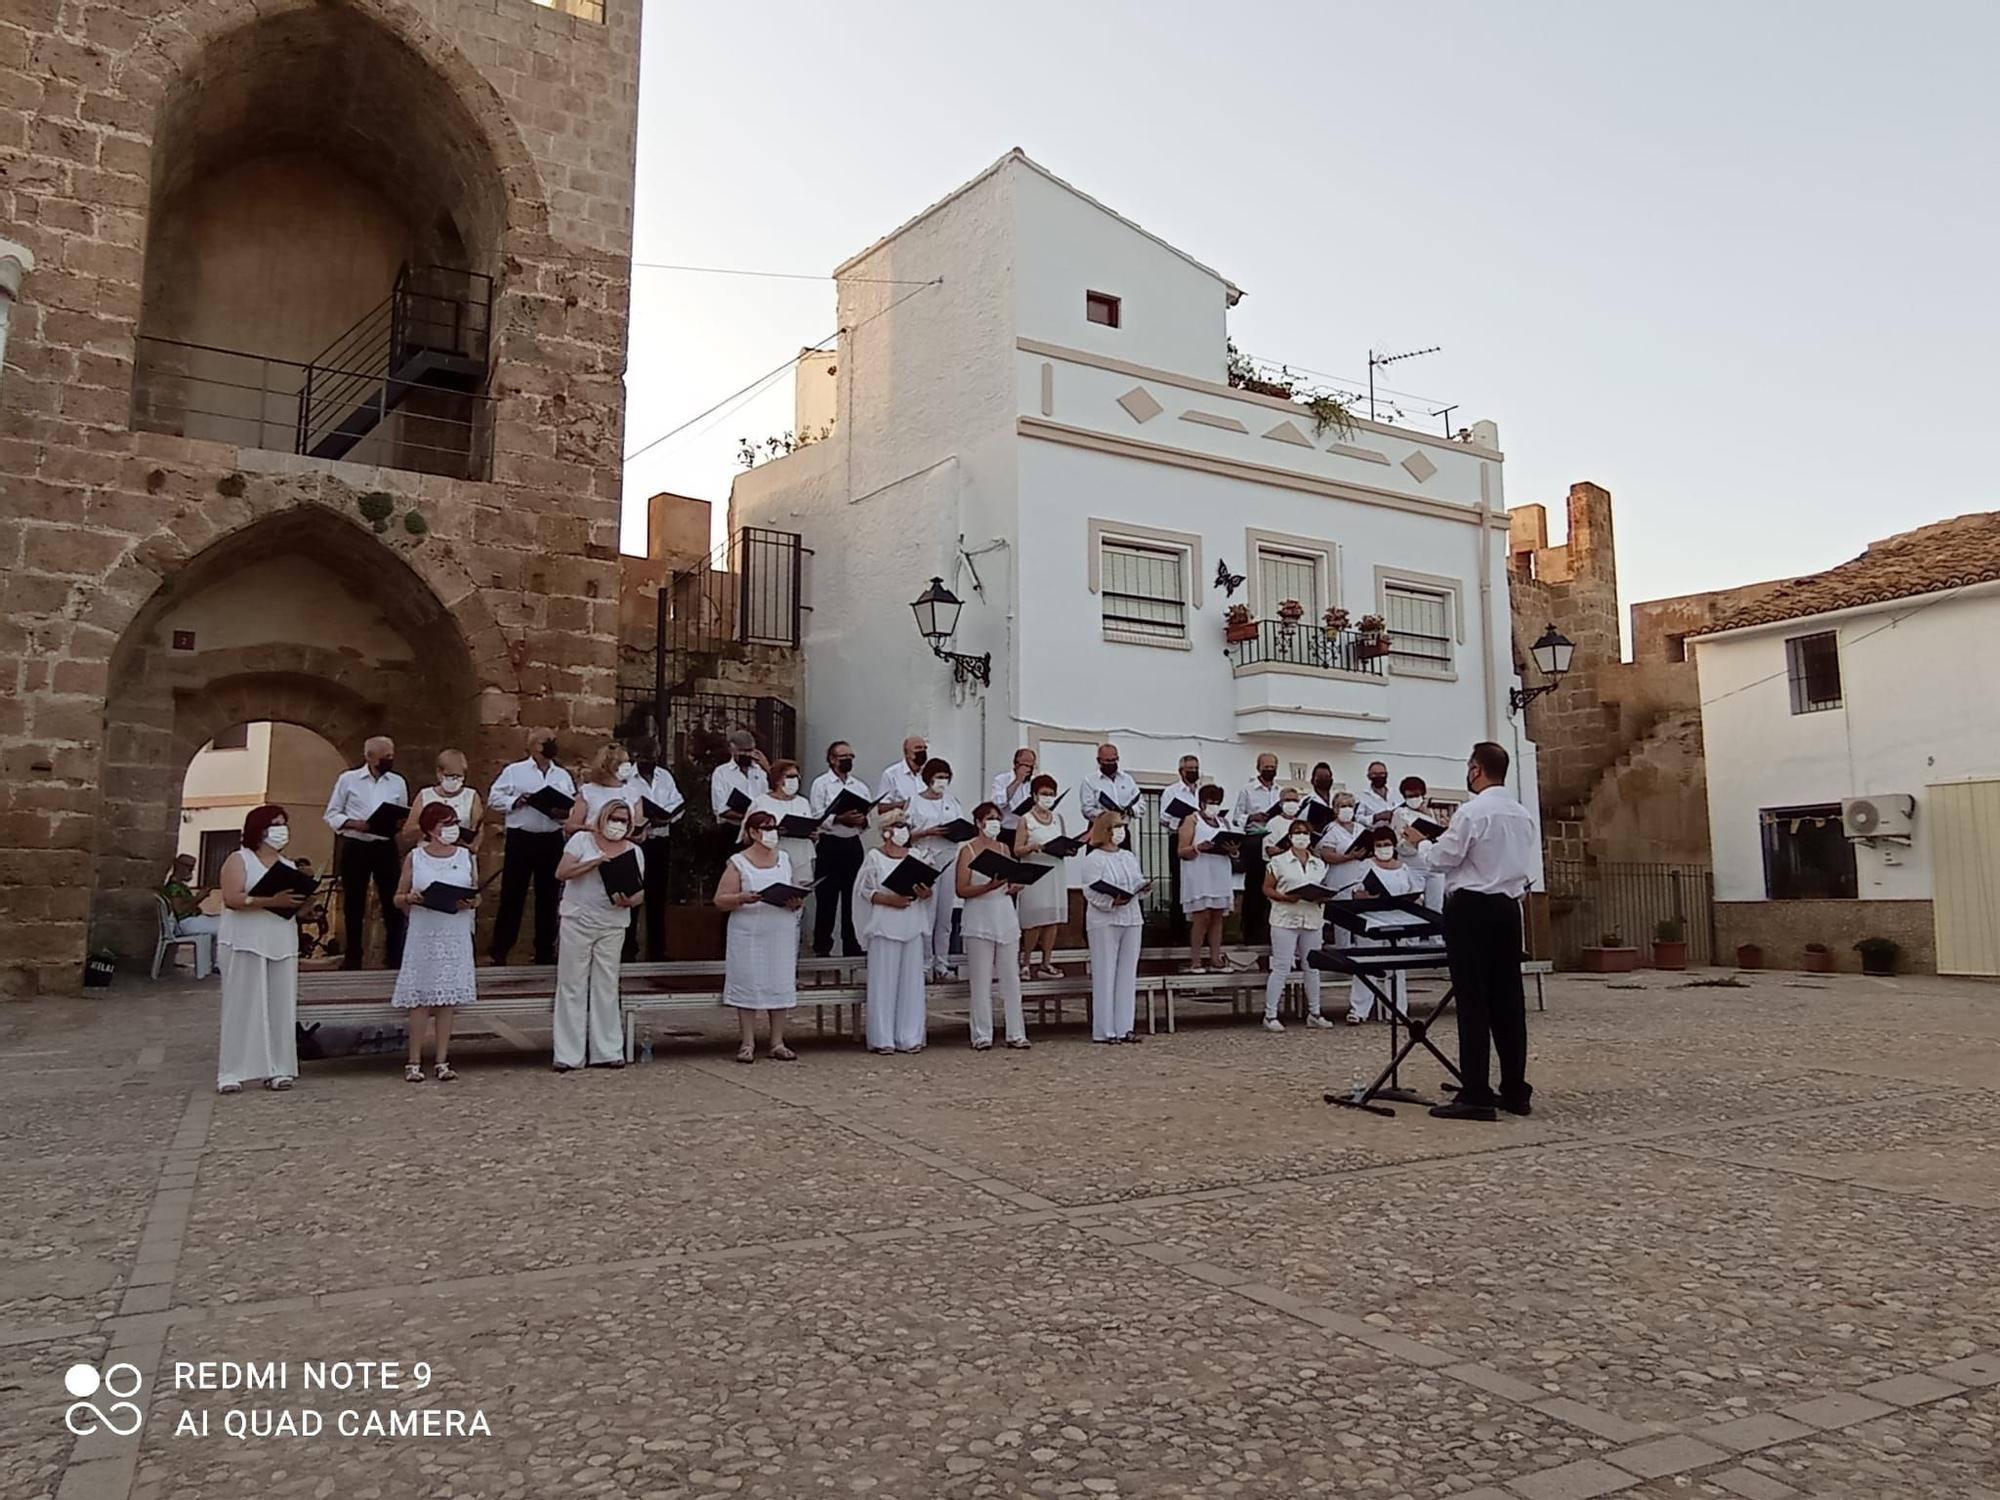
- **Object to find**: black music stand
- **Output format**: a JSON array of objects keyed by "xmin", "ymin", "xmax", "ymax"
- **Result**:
[{"xmin": 1311, "ymin": 895, "xmax": 1464, "ymax": 1117}]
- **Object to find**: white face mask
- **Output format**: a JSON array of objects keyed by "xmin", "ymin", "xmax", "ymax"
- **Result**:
[
  {"xmin": 438, "ymin": 775, "xmax": 464, "ymax": 795},
  {"xmin": 616, "ymin": 763, "xmax": 636, "ymax": 783},
  {"xmin": 1374, "ymin": 846, "xmax": 1396, "ymax": 862},
  {"xmin": 1290, "ymin": 833, "xmax": 1311, "ymax": 850},
  {"xmin": 437, "ymin": 824, "xmax": 461, "ymax": 845},
  {"xmin": 759, "ymin": 828, "xmax": 779, "ymax": 849},
  {"xmin": 1335, "ymin": 806, "xmax": 1355, "ymax": 824},
  {"xmin": 886, "ymin": 826, "xmax": 910, "ymax": 846},
  {"xmin": 981, "ymin": 819, "xmax": 1002, "ymax": 840},
  {"xmin": 931, "ymin": 778, "xmax": 951, "ymax": 793},
  {"xmin": 1279, "ymin": 801, "xmax": 1299, "ymax": 818},
  {"xmin": 1404, "ymin": 795, "xmax": 1424, "ymax": 810},
  {"xmin": 1111, "ymin": 826, "xmax": 1127, "ymax": 847},
  {"xmin": 264, "ymin": 824, "xmax": 291, "ymax": 851},
  {"xmin": 1035, "ymin": 793, "xmax": 1055, "ymax": 810},
  {"xmin": 781, "ymin": 777, "xmax": 800, "ymax": 797},
  {"xmin": 605, "ymin": 821, "xmax": 631, "ymax": 841}
]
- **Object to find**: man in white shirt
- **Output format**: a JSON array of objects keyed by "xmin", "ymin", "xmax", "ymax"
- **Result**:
[
  {"xmin": 809, "ymin": 739, "xmax": 872, "ymax": 958},
  {"xmin": 323, "ymin": 734, "xmax": 410, "ymax": 970},
  {"xmin": 1353, "ymin": 760, "xmax": 1396, "ymax": 826},
  {"xmin": 1403, "ymin": 741, "xmax": 1540, "ymax": 1121},
  {"xmin": 875, "ymin": 735, "xmax": 929, "ymax": 810},
  {"xmin": 486, "ymin": 725, "xmax": 577, "ymax": 965},
  {"xmin": 989, "ymin": 746, "xmax": 1038, "ymax": 834},
  {"xmin": 1234, "ymin": 752, "xmax": 1282, "ymax": 944},
  {"xmin": 1078, "ymin": 743, "xmax": 1141, "ymax": 822},
  {"xmin": 1158, "ymin": 754, "xmax": 1203, "ymax": 940},
  {"xmin": 709, "ymin": 730, "xmax": 770, "ymax": 822},
  {"xmin": 624, "ymin": 737, "xmax": 685, "ymax": 963}
]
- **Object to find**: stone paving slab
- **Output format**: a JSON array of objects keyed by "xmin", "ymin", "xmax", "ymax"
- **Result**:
[
  {"xmin": 0, "ymin": 1332, "xmax": 112, "ymax": 1500},
  {"xmin": 0, "ymin": 1159, "xmax": 162, "ymax": 1328}
]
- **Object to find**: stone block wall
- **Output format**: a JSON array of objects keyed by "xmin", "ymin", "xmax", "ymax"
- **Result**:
[
  {"xmin": 0, "ymin": 0, "xmax": 643, "ymax": 995},
  {"xmin": 1718, "ymin": 899, "xmax": 1937, "ymax": 975}
]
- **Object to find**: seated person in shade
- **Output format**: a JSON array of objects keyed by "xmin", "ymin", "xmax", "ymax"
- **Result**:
[{"xmin": 160, "ymin": 854, "xmax": 220, "ymax": 939}]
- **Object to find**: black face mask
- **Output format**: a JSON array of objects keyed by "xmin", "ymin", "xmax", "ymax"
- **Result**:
[
  {"xmin": 1258, "ymin": 767, "xmax": 1276, "ymax": 783},
  {"xmin": 834, "ymin": 757, "xmax": 854, "ymax": 775},
  {"xmin": 1369, "ymin": 773, "xmax": 1387, "ymax": 789},
  {"xmin": 374, "ymin": 757, "xmax": 395, "ymax": 778},
  {"xmin": 1181, "ymin": 768, "xmax": 1200, "ymax": 784},
  {"xmin": 540, "ymin": 739, "xmax": 559, "ymax": 758},
  {"xmin": 735, "ymin": 753, "xmax": 755, "ymax": 770},
  {"xmin": 1098, "ymin": 762, "xmax": 1118, "ymax": 777},
  {"xmin": 1466, "ymin": 771, "xmax": 1479, "ymax": 793},
  {"xmin": 1312, "ymin": 778, "xmax": 1332, "ymax": 795},
  {"xmin": 636, "ymin": 760, "xmax": 657, "ymax": 779}
]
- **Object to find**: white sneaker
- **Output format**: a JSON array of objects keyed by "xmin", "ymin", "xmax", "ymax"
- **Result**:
[
  {"xmin": 1262, "ymin": 1018, "xmax": 1285, "ymax": 1033},
  {"xmin": 1305, "ymin": 1013, "xmax": 1336, "ymax": 1029}
]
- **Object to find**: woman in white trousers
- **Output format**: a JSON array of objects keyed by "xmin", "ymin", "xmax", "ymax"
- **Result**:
[
  {"xmin": 956, "ymin": 804, "xmax": 1028, "ymax": 1050},
  {"xmin": 552, "ymin": 799, "xmax": 644, "ymax": 1070},
  {"xmin": 1078, "ymin": 812, "xmax": 1147, "ymax": 1044},
  {"xmin": 215, "ymin": 805, "xmax": 307, "ymax": 1093},
  {"xmin": 855, "ymin": 813, "xmax": 932, "ymax": 1053},
  {"xmin": 1263, "ymin": 820, "xmax": 1336, "ymax": 1033}
]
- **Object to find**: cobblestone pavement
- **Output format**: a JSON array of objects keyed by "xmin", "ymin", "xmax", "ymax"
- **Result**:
[{"xmin": 3, "ymin": 968, "xmax": 1996, "ymax": 1499}]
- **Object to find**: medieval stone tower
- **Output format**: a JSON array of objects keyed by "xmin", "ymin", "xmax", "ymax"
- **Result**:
[{"xmin": 0, "ymin": 0, "xmax": 643, "ymax": 995}]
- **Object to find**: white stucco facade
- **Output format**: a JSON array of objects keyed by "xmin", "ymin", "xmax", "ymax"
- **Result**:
[
  {"xmin": 1694, "ymin": 584, "xmax": 2000, "ymax": 904},
  {"xmin": 732, "ymin": 151, "xmax": 1539, "ymax": 867}
]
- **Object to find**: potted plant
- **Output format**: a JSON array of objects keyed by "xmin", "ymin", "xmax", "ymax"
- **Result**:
[
  {"xmin": 1802, "ymin": 942, "xmax": 1833, "ymax": 974},
  {"xmin": 1323, "ymin": 605, "xmax": 1351, "ymax": 633},
  {"xmin": 1736, "ymin": 942, "xmax": 1764, "ymax": 970},
  {"xmin": 1355, "ymin": 613, "xmax": 1394, "ymax": 659},
  {"xmin": 84, "ymin": 948, "xmax": 117, "ymax": 988},
  {"xmin": 1854, "ymin": 936, "xmax": 1900, "ymax": 976},
  {"xmin": 1580, "ymin": 932, "xmax": 1639, "ymax": 974},
  {"xmin": 1277, "ymin": 597, "xmax": 1306, "ymax": 625},
  {"xmin": 1652, "ymin": 918, "xmax": 1687, "ymax": 971},
  {"xmin": 1223, "ymin": 602, "xmax": 1259, "ymax": 644}
]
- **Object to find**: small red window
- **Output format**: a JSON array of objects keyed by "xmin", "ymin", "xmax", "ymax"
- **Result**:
[{"xmin": 1085, "ymin": 291, "xmax": 1121, "ymax": 328}]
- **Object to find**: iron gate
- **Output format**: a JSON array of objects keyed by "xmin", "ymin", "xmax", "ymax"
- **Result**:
[{"xmin": 1545, "ymin": 860, "xmax": 1717, "ymax": 969}]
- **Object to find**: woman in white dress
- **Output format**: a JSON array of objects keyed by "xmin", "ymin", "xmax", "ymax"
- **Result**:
[
  {"xmin": 956, "ymin": 803, "xmax": 1028, "ymax": 1050},
  {"xmin": 748, "ymin": 758, "xmax": 817, "ymax": 888},
  {"xmin": 552, "ymin": 798, "xmax": 643, "ymax": 1071},
  {"xmin": 407, "ymin": 747, "xmax": 485, "ymax": 855},
  {"xmin": 714, "ymin": 809, "xmax": 805, "ymax": 1063},
  {"xmin": 1011, "ymin": 774, "xmax": 1069, "ymax": 980},
  {"xmin": 390, "ymin": 800, "xmax": 478, "ymax": 1082},
  {"xmin": 215, "ymin": 805, "xmax": 306, "ymax": 1094},
  {"xmin": 1263, "ymin": 819, "xmax": 1336, "ymax": 1033},
  {"xmin": 1348, "ymin": 827, "xmax": 1426, "ymax": 1022},
  {"xmin": 1176, "ymin": 785, "xmax": 1235, "ymax": 974},
  {"xmin": 1079, "ymin": 811, "xmax": 1148, "ymax": 1044},
  {"xmin": 905, "ymin": 757, "xmax": 969, "ymax": 981},
  {"xmin": 854, "ymin": 810, "xmax": 932, "ymax": 1054}
]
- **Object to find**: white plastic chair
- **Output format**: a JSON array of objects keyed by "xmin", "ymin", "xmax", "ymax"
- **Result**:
[{"xmin": 153, "ymin": 894, "xmax": 214, "ymax": 980}]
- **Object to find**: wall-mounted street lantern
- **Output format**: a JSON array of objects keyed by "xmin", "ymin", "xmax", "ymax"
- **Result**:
[
  {"xmin": 910, "ymin": 576, "xmax": 992, "ymax": 688},
  {"xmin": 1509, "ymin": 623, "xmax": 1575, "ymax": 713}
]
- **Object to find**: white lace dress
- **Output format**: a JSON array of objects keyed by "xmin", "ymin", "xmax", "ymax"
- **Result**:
[
  {"xmin": 392, "ymin": 846, "xmax": 477, "ymax": 1009},
  {"xmin": 722, "ymin": 851, "xmax": 800, "ymax": 1010}
]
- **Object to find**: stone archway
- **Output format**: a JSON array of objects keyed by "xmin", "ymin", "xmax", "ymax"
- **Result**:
[{"xmin": 92, "ymin": 508, "xmax": 479, "ymax": 959}]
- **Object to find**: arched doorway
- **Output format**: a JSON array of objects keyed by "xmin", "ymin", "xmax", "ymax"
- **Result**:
[{"xmin": 93, "ymin": 508, "xmax": 478, "ymax": 960}]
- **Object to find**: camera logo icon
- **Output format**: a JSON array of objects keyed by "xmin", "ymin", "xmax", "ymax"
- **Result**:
[{"xmin": 63, "ymin": 1362, "xmax": 145, "ymax": 1437}]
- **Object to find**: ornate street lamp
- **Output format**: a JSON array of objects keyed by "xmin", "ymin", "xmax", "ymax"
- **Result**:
[
  {"xmin": 909, "ymin": 576, "xmax": 991, "ymax": 688},
  {"xmin": 1509, "ymin": 623, "xmax": 1575, "ymax": 713}
]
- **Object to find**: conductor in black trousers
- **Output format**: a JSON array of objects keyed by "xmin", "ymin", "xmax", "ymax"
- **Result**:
[{"xmin": 1401, "ymin": 741, "xmax": 1539, "ymax": 1121}]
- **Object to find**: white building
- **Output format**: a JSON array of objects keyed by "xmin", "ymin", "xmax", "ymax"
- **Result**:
[
  {"xmin": 732, "ymin": 151, "xmax": 1539, "ymax": 886},
  {"xmin": 1689, "ymin": 511, "xmax": 2000, "ymax": 975}
]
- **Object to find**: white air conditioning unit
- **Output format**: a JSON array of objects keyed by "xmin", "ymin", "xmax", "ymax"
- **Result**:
[{"xmin": 1841, "ymin": 794, "xmax": 1914, "ymax": 840}]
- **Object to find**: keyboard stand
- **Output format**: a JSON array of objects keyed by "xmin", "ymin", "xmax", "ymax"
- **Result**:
[
  {"xmin": 1325, "ymin": 979, "xmax": 1464, "ymax": 1117},
  {"xmin": 1314, "ymin": 894, "xmax": 1463, "ymax": 1118}
]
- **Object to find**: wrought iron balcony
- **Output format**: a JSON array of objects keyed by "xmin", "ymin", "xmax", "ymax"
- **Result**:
[{"xmin": 1226, "ymin": 619, "xmax": 1389, "ymax": 677}]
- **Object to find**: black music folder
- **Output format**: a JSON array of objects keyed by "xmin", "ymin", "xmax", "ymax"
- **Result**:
[
  {"xmin": 598, "ymin": 849, "xmax": 643, "ymax": 900},
  {"xmin": 932, "ymin": 817, "xmax": 978, "ymax": 844},
  {"xmin": 724, "ymin": 786, "xmax": 753, "ymax": 815},
  {"xmin": 776, "ymin": 814, "xmax": 823, "ymax": 839},
  {"xmin": 639, "ymin": 795, "xmax": 683, "ymax": 825},
  {"xmin": 365, "ymin": 802, "xmax": 410, "ymax": 837},
  {"xmin": 822, "ymin": 788, "xmax": 874, "ymax": 821},
  {"xmin": 525, "ymin": 784, "xmax": 575, "ymax": 820},
  {"xmin": 1088, "ymin": 880, "xmax": 1141, "ymax": 900},
  {"xmin": 249, "ymin": 862, "xmax": 317, "ymax": 918},
  {"xmin": 882, "ymin": 857, "xmax": 937, "ymax": 897},
  {"xmin": 971, "ymin": 849, "xmax": 1052, "ymax": 886},
  {"xmin": 418, "ymin": 881, "xmax": 477, "ymax": 914},
  {"xmin": 755, "ymin": 878, "xmax": 819, "ymax": 907},
  {"xmin": 1347, "ymin": 827, "xmax": 1380, "ymax": 856},
  {"xmin": 1303, "ymin": 799, "xmax": 1337, "ymax": 833},
  {"xmin": 1282, "ymin": 882, "xmax": 1340, "ymax": 903},
  {"xmin": 1411, "ymin": 816, "xmax": 1447, "ymax": 841},
  {"xmin": 1195, "ymin": 829, "xmax": 1245, "ymax": 859},
  {"xmin": 1160, "ymin": 790, "xmax": 1198, "ymax": 824},
  {"xmin": 1094, "ymin": 794, "xmax": 1140, "ymax": 819},
  {"xmin": 1038, "ymin": 835, "xmax": 1085, "ymax": 859}
]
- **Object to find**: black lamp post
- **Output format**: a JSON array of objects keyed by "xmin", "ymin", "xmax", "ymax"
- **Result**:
[
  {"xmin": 910, "ymin": 576, "xmax": 992, "ymax": 688},
  {"xmin": 1509, "ymin": 623, "xmax": 1575, "ymax": 713}
]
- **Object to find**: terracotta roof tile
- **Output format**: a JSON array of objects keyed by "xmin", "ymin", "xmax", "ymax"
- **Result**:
[{"xmin": 1694, "ymin": 511, "xmax": 2000, "ymax": 635}]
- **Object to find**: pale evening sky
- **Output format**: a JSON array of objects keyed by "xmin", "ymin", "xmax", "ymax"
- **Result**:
[{"xmin": 619, "ymin": 0, "xmax": 1998, "ymax": 623}]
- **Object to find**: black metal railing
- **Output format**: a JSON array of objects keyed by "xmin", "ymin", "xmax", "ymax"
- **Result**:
[
  {"xmin": 1544, "ymin": 859, "xmax": 1717, "ymax": 969},
  {"xmin": 1227, "ymin": 620, "xmax": 1388, "ymax": 676},
  {"xmin": 660, "ymin": 526, "xmax": 804, "ymax": 661},
  {"xmin": 131, "ymin": 335, "xmax": 494, "ymax": 480}
]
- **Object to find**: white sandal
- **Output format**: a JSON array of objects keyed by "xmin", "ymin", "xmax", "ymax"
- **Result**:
[
  {"xmin": 265, "ymin": 1076, "xmax": 294, "ymax": 1091},
  {"xmin": 405, "ymin": 1064, "xmax": 425, "ymax": 1083},
  {"xmin": 434, "ymin": 1063, "xmax": 458, "ymax": 1082}
]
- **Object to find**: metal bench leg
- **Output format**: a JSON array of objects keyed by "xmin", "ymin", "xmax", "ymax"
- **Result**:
[
  {"xmin": 1535, "ymin": 974, "xmax": 1545, "ymax": 1013},
  {"xmin": 624, "ymin": 1010, "xmax": 636, "ymax": 1064}
]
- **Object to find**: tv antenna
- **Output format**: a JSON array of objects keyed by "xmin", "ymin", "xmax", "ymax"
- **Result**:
[{"xmin": 1367, "ymin": 346, "xmax": 1440, "ymax": 423}]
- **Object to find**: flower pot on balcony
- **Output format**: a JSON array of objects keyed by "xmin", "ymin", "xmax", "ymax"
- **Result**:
[
  {"xmin": 1801, "ymin": 944, "xmax": 1833, "ymax": 974},
  {"xmin": 1735, "ymin": 943, "xmax": 1764, "ymax": 970},
  {"xmin": 1651, "ymin": 940, "xmax": 1687, "ymax": 971},
  {"xmin": 1277, "ymin": 599, "xmax": 1305, "ymax": 624},
  {"xmin": 1225, "ymin": 620, "xmax": 1260, "ymax": 644},
  {"xmin": 1580, "ymin": 945, "xmax": 1638, "ymax": 974}
]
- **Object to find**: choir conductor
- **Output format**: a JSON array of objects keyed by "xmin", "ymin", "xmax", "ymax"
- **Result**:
[{"xmin": 1402, "ymin": 742, "xmax": 1538, "ymax": 1122}]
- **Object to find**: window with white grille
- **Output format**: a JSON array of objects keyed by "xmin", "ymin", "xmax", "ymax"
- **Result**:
[
  {"xmin": 1383, "ymin": 582, "xmax": 1454, "ymax": 673},
  {"xmin": 1257, "ymin": 547, "xmax": 1321, "ymax": 618},
  {"xmin": 1100, "ymin": 539, "xmax": 1187, "ymax": 643}
]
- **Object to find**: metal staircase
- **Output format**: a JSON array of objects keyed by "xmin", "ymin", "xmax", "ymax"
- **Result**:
[{"xmin": 295, "ymin": 265, "xmax": 492, "ymax": 462}]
